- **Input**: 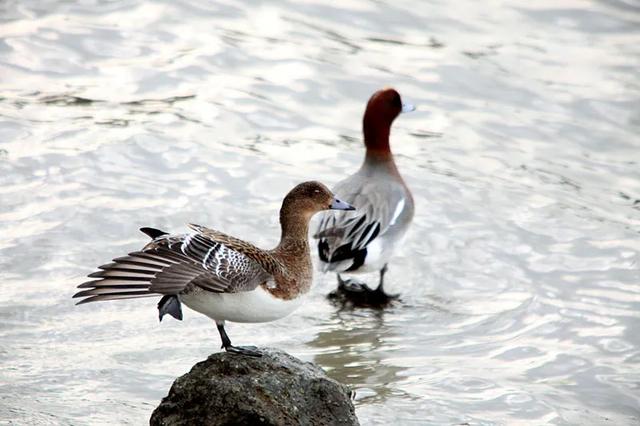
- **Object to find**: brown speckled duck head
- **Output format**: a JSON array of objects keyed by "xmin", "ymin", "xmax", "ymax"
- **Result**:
[
  {"xmin": 279, "ymin": 181, "xmax": 354, "ymax": 231},
  {"xmin": 278, "ymin": 181, "xmax": 353, "ymax": 248},
  {"xmin": 363, "ymin": 88, "xmax": 414, "ymax": 156}
]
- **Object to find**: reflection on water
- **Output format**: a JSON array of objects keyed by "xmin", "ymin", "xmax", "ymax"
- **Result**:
[
  {"xmin": 309, "ymin": 309, "xmax": 408, "ymax": 405},
  {"xmin": 1, "ymin": 0, "xmax": 639, "ymax": 424}
]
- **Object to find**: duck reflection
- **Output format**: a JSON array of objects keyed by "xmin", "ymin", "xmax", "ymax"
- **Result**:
[{"xmin": 307, "ymin": 306, "xmax": 407, "ymax": 404}]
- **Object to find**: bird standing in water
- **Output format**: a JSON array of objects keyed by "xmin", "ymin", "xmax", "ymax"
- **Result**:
[
  {"xmin": 74, "ymin": 181, "xmax": 354, "ymax": 356},
  {"xmin": 315, "ymin": 88, "xmax": 415, "ymax": 308}
]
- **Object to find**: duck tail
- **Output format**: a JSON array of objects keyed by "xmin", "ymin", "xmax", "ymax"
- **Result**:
[
  {"xmin": 73, "ymin": 252, "xmax": 168, "ymax": 304},
  {"xmin": 140, "ymin": 227, "xmax": 168, "ymax": 239},
  {"xmin": 317, "ymin": 239, "xmax": 366, "ymax": 273},
  {"xmin": 158, "ymin": 295, "xmax": 183, "ymax": 322}
]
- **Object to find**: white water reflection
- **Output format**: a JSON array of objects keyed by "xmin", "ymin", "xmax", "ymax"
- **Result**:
[{"xmin": 1, "ymin": 0, "xmax": 639, "ymax": 424}]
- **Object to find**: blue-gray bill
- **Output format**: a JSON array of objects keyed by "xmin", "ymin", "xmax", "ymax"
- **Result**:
[
  {"xmin": 401, "ymin": 103, "xmax": 415, "ymax": 113},
  {"xmin": 330, "ymin": 199, "xmax": 355, "ymax": 210}
]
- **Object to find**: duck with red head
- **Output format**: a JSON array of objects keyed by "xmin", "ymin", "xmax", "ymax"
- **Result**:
[
  {"xmin": 74, "ymin": 181, "xmax": 354, "ymax": 357},
  {"xmin": 314, "ymin": 88, "xmax": 415, "ymax": 308}
]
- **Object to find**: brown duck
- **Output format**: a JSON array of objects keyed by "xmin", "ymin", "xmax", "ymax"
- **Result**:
[{"xmin": 73, "ymin": 181, "xmax": 354, "ymax": 356}]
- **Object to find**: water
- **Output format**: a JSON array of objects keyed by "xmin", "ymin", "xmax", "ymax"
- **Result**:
[{"xmin": 1, "ymin": 0, "xmax": 639, "ymax": 424}]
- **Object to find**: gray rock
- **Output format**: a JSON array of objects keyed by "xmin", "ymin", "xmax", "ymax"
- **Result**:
[{"xmin": 150, "ymin": 348, "xmax": 359, "ymax": 426}]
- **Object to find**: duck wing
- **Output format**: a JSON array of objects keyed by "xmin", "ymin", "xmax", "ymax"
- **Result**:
[
  {"xmin": 187, "ymin": 223, "xmax": 288, "ymax": 278},
  {"xmin": 314, "ymin": 178, "xmax": 410, "ymax": 269},
  {"xmin": 73, "ymin": 226, "xmax": 272, "ymax": 304}
]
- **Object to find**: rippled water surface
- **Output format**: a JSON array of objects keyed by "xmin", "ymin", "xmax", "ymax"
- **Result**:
[{"xmin": 1, "ymin": 0, "xmax": 639, "ymax": 424}]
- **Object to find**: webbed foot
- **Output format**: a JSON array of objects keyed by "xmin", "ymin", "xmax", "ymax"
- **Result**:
[
  {"xmin": 328, "ymin": 275, "xmax": 399, "ymax": 308},
  {"xmin": 224, "ymin": 345, "xmax": 263, "ymax": 357}
]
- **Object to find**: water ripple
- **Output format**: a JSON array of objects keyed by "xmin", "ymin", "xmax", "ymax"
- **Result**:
[{"xmin": 1, "ymin": 0, "xmax": 639, "ymax": 425}]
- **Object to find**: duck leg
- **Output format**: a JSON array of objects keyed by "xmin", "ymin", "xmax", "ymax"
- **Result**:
[
  {"xmin": 376, "ymin": 264, "xmax": 388, "ymax": 293},
  {"xmin": 328, "ymin": 265, "xmax": 398, "ymax": 308},
  {"xmin": 337, "ymin": 274, "xmax": 371, "ymax": 293},
  {"xmin": 216, "ymin": 321, "xmax": 262, "ymax": 357},
  {"xmin": 374, "ymin": 264, "xmax": 399, "ymax": 302}
]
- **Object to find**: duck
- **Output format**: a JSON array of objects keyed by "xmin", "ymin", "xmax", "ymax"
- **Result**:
[
  {"xmin": 314, "ymin": 88, "xmax": 415, "ymax": 308},
  {"xmin": 73, "ymin": 181, "xmax": 354, "ymax": 357}
]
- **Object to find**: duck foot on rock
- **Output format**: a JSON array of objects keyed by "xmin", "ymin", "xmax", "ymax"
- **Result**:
[
  {"xmin": 328, "ymin": 275, "xmax": 399, "ymax": 309},
  {"xmin": 216, "ymin": 322, "xmax": 262, "ymax": 357},
  {"xmin": 224, "ymin": 345, "xmax": 263, "ymax": 357}
]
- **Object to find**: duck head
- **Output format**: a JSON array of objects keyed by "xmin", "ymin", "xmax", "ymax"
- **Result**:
[
  {"xmin": 362, "ymin": 87, "xmax": 414, "ymax": 155},
  {"xmin": 278, "ymin": 181, "xmax": 353, "ymax": 247},
  {"xmin": 281, "ymin": 181, "xmax": 354, "ymax": 219}
]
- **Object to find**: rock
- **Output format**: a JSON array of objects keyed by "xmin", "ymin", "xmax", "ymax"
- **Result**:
[{"xmin": 150, "ymin": 348, "xmax": 359, "ymax": 426}]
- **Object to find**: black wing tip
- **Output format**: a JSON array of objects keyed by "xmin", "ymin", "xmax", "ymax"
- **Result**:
[
  {"xmin": 74, "ymin": 294, "xmax": 101, "ymax": 304},
  {"xmin": 317, "ymin": 239, "xmax": 330, "ymax": 262},
  {"xmin": 73, "ymin": 295, "xmax": 109, "ymax": 304},
  {"xmin": 140, "ymin": 227, "xmax": 168, "ymax": 239},
  {"xmin": 77, "ymin": 279, "xmax": 101, "ymax": 289},
  {"xmin": 73, "ymin": 291, "xmax": 155, "ymax": 304},
  {"xmin": 73, "ymin": 292, "xmax": 89, "ymax": 300}
]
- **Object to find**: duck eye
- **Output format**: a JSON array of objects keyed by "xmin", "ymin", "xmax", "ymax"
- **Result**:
[
  {"xmin": 391, "ymin": 92, "xmax": 402, "ymax": 109},
  {"xmin": 314, "ymin": 189, "xmax": 320, "ymax": 194}
]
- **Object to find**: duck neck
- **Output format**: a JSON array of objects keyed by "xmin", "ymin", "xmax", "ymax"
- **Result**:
[
  {"xmin": 363, "ymin": 138, "xmax": 399, "ymax": 175},
  {"xmin": 363, "ymin": 113, "xmax": 394, "ymax": 161},
  {"xmin": 274, "ymin": 209, "xmax": 311, "ymax": 261},
  {"xmin": 364, "ymin": 147, "xmax": 397, "ymax": 166},
  {"xmin": 268, "ymin": 210, "xmax": 313, "ymax": 298}
]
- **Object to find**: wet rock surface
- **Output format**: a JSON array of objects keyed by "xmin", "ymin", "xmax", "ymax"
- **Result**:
[{"xmin": 150, "ymin": 348, "xmax": 359, "ymax": 426}]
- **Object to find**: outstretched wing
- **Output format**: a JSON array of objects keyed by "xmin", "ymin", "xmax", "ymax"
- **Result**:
[
  {"xmin": 73, "ymin": 227, "xmax": 271, "ymax": 304},
  {"xmin": 148, "ymin": 230, "xmax": 271, "ymax": 293}
]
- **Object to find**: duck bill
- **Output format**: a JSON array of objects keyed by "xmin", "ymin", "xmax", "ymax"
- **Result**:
[
  {"xmin": 330, "ymin": 198, "xmax": 355, "ymax": 211},
  {"xmin": 401, "ymin": 103, "xmax": 415, "ymax": 113}
]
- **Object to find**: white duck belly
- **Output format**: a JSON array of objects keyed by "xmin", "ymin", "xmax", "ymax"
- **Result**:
[{"xmin": 180, "ymin": 286, "xmax": 304, "ymax": 323}]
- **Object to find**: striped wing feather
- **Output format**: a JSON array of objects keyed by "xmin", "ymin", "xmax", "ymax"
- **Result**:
[{"xmin": 74, "ymin": 228, "xmax": 271, "ymax": 304}]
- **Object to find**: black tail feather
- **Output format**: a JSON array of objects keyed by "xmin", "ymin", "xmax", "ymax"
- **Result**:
[
  {"xmin": 140, "ymin": 227, "xmax": 168, "ymax": 239},
  {"xmin": 158, "ymin": 295, "xmax": 183, "ymax": 322},
  {"xmin": 317, "ymin": 239, "xmax": 367, "ymax": 272}
]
